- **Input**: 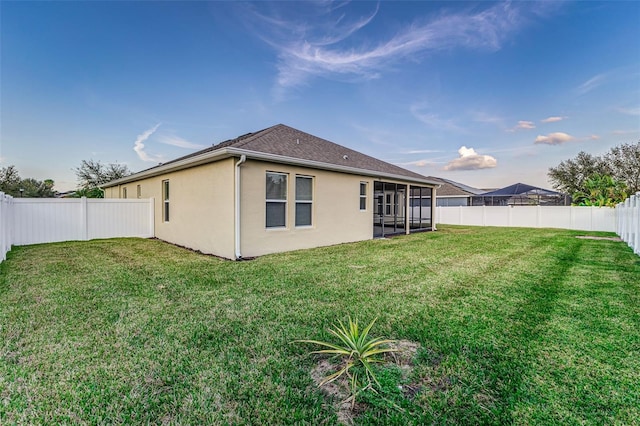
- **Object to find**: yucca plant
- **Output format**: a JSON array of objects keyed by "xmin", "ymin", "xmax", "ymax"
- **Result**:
[{"xmin": 294, "ymin": 317, "xmax": 397, "ymax": 407}]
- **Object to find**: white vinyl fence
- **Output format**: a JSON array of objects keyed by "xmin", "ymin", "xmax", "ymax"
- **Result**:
[
  {"xmin": 1, "ymin": 192, "xmax": 14, "ymax": 261},
  {"xmin": 616, "ymin": 193, "xmax": 640, "ymax": 255},
  {"xmin": 0, "ymin": 196, "xmax": 154, "ymax": 262},
  {"xmin": 435, "ymin": 205, "xmax": 617, "ymax": 232}
]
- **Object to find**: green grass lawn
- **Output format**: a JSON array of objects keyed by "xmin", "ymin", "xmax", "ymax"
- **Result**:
[{"xmin": 1, "ymin": 226, "xmax": 639, "ymax": 425}]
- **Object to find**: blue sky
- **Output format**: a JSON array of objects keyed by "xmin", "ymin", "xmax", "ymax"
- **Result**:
[{"xmin": 2, "ymin": 1, "xmax": 639, "ymax": 192}]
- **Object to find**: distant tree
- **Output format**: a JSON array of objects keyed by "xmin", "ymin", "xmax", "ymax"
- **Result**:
[
  {"xmin": 572, "ymin": 174, "xmax": 628, "ymax": 207},
  {"xmin": 0, "ymin": 165, "xmax": 55, "ymax": 197},
  {"xmin": 0, "ymin": 165, "xmax": 21, "ymax": 195},
  {"xmin": 605, "ymin": 141, "xmax": 640, "ymax": 194},
  {"xmin": 19, "ymin": 178, "xmax": 56, "ymax": 198},
  {"xmin": 548, "ymin": 151, "xmax": 611, "ymax": 196},
  {"xmin": 74, "ymin": 159, "xmax": 131, "ymax": 198}
]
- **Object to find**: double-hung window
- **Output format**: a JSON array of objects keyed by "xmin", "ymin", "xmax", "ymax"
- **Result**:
[
  {"xmin": 359, "ymin": 182, "xmax": 367, "ymax": 210},
  {"xmin": 162, "ymin": 180, "xmax": 170, "ymax": 222},
  {"xmin": 266, "ymin": 172, "xmax": 287, "ymax": 228},
  {"xmin": 295, "ymin": 175, "xmax": 313, "ymax": 227}
]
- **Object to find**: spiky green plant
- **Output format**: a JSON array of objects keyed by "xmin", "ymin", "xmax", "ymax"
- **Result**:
[{"xmin": 294, "ymin": 317, "xmax": 397, "ymax": 407}]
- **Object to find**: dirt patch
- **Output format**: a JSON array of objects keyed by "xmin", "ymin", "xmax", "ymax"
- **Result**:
[
  {"xmin": 576, "ymin": 236, "xmax": 622, "ymax": 241},
  {"xmin": 309, "ymin": 339, "xmax": 422, "ymax": 424}
]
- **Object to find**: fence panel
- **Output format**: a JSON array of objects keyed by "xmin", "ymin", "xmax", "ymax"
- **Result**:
[
  {"xmin": 436, "ymin": 205, "xmax": 616, "ymax": 232},
  {"xmin": 87, "ymin": 199, "xmax": 154, "ymax": 239},
  {"xmin": 617, "ymin": 193, "xmax": 639, "ymax": 255},
  {"xmin": 11, "ymin": 197, "xmax": 154, "ymax": 246},
  {"xmin": 13, "ymin": 198, "xmax": 84, "ymax": 245}
]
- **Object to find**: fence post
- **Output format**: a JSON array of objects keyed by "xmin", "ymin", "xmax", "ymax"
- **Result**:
[
  {"xmin": 148, "ymin": 197, "xmax": 155, "ymax": 238},
  {"xmin": 0, "ymin": 192, "xmax": 14, "ymax": 262},
  {"xmin": 81, "ymin": 197, "xmax": 89, "ymax": 241},
  {"xmin": 0, "ymin": 192, "xmax": 5, "ymax": 261},
  {"xmin": 631, "ymin": 192, "xmax": 640, "ymax": 255}
]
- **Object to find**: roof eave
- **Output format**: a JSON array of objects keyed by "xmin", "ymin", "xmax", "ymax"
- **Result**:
[
  {"xmin": 102, "ymin": 147, "xmax": 440, "ymax": 188},
  {"xmin": 227, "ymin": 148, "xmax": 440, "ymax": 186}
]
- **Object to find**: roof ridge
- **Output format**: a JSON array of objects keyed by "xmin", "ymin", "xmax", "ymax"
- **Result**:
[{"xmin": 229, "ymin": 124, "xmax": 283, "ymax": 148}]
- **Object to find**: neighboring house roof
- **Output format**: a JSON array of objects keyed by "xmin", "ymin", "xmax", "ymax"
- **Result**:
[
  {"xmin": 425, "ymin": 176, "xmax": 485, "ymax": 197},
  {"xmin": 480, "ymin": 183, "xmax": 562, "ymax": 197},
  {"xmin": 103, "ymin": 124, "xmax": 440, "ymax": 187}
]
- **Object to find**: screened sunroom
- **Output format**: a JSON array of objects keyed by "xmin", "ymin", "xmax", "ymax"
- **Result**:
[{"xmin": 373, "ymin": 182, "xmax": 434, "ymax": 237}]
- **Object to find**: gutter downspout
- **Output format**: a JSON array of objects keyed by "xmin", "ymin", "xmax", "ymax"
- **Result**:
[{"xmin": 234, "ymin": 155, "xmax": 247, "ymax": 260}]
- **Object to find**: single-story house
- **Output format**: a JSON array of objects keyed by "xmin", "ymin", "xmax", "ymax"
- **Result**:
[{"xmin": 103, "ymin": 124, "xmax": 440, "ymax": 259}]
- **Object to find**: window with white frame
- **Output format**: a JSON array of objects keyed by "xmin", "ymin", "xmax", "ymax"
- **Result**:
[
  {"xmin": 162, "ymin": 180, "xmax": 170, "ymax": 222},
  {"xmin": 295, "ymin": 175, "xmax": 313, "ymax": 227},
  {"xmin": 360, "ymin": 182, "xmax": 367, "ymax": 210},
  {"xmin": 122, "ymin": 187, "xmax": 127, "ymax": 199},
  {"xmin": 136, "ymin": 184, "xmax": 141, "ymax": 199},
  {"xmin": 266, "ymin": 172, "xmax": 287, "ymax": 228}
]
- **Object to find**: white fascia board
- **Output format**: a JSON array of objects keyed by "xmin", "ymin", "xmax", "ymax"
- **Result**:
[{"xmin": 102, "ymin": 147, "xmax": 441, "ymax": 188}]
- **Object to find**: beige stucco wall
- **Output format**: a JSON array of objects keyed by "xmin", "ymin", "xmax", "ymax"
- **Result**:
[
  {"xmin": 238, "ymin": 160, "xmax": 374, "ymax": 258},
  {"xmin": 104, "ymin": 159, "xmax": 236, "ymax": 259},
  {"xmin": 104, "ymin": 157, "xmax": 434, "ymax": 259}
]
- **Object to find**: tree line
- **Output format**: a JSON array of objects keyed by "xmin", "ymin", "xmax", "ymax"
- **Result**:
[
  {"xmin": 1, "ymin": 141, "xmax": 638, "ymax": 204},
  {"xmin": 548, "ymin": 141, "xmax": 639, "ymax": 207},
  {"xmin": 0, "ymin": 160, "xmax": 131, "ymax": 198}
]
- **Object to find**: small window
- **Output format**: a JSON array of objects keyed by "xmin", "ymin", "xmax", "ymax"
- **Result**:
[
  {"xmin": 359, "ymin": 182, "xmax": 367, "ymax": 210},
  {"xmin": 295, "ymin": 175, "xmax": 313, "ymax": 227},
  {"xmin": 266, "ymin": 172, "xmax": 287, "ymax": 228},
  {"xmin": 162, "ymin": 180, "xmax": 170, "ymax": 222},
  {"xmin": 122, "ymin": 187, "xmax": 127, "ymax": 199},
  {"xmin": 136, "ymin": 184, "xmax": 141, "ymax": 199}
]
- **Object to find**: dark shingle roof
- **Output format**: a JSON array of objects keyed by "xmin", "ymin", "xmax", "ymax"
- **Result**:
[
  {"xmin": 481, "ymin": 183, "xmax": 561, "ymax": 196},
  {"xmin": 425, "ymin": 176, "xmax": 484, "ymax": 196},
  {"xmin": 136, "ymin": 124, "xmax": 435, "ymax": 183}
]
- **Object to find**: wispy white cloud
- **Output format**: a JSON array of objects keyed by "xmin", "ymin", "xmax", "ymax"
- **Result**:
[
  {"xmin": 444, "ymin": 146, "xmax": 497, "ymax": 171},
  {"xmin": 612, "ymin": 129, "xmax": 639, "ymax": 135},
  {"xmin": 541, "ymin": 116, "xmax": 566, "ymax": 123},
  {"xmin": 534, "ymin": 132, "xmax": 575, "ymax": 145},
  {"xmin": 410, "ymin": 103, "xmax": 464, "ymax": 132},
  {"xmin": 133, "ymin": 123, "xmax": 164, "ymax": 163},
  {"xmin": 471, "ymin": 111, "xmax": 505, "ymax": 126},
  {"xmin": 157, "ymin": 135, "xmax": 207, "ymax": 150},
  {"xmin": 245, "ymin": 1, "xmax": 548, "ymax": 93},
  {"xmin": 577, "ymin": 73, "xmax": 606, "ymax": 95},
  {"xmin": 616, "ymin": 106, "xmax": 640, "ymax": 116},
  {"xmin": 403, "ymin": 149, "xmax": 444, "ymax": 154},
  {"xmin": 508, "ymin": 120, "xmax": 535, "ymax": 132},
  {"xmin": 589, "ymin": 135, "xmax": 600, "ymax": 140}
]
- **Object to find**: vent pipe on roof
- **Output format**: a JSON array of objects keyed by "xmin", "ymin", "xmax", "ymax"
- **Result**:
[{"xmin": 234, "ymin": 154, "xmax": 247, "ymax": 260}]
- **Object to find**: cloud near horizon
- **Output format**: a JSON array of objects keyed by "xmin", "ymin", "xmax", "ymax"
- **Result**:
[
  {"xmin": 534, "ymin": 132, "xmax": 575, "ymax": 145},
  {"xmin": 510, "ymin": 120, "xmax": 535, "ymax": 131},
  {"xmin": 541, "ymin": 116, "xmax": 566, "ymax": 123},
  {"xmin": 444, "ymin": 146, "xmax": 497, "ymax": 171},
  {"xmin": 157, "ymin": 134, "xmax": 207, "ymax": 150},
  {"xmin": 244, "ymin": 1, "xmax": 552, "ymax": 93},
  {"xmin": 133, "ymin": 123, "xmax": 164, "ymax": 163}
]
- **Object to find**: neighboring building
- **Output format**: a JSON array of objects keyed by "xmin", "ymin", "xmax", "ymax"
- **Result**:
[
  {"xmin": 424, "ymin": 177, "xmax": 486, "ymax": 206},
  {"xmin": 472, "ymin": 183, "xmax": 570, "ymax": 206},
  {"xmin": 102, "ymin": 124, "xmax": 439, "ymax": 259}
]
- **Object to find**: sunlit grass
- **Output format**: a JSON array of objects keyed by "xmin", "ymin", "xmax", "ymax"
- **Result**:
[{"xmin": 1, "ymin": 226, "xmax": 638, "ymax": 424}]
